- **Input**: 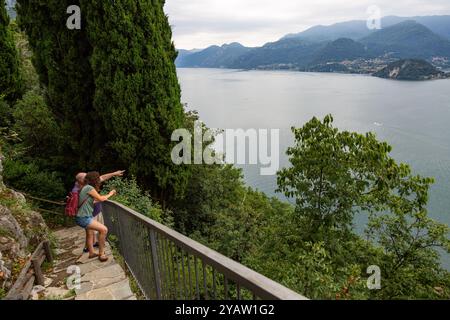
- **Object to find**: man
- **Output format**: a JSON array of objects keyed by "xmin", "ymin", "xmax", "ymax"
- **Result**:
[
  {"xmin": 73, "ymin": 170, "xmax": 125, "ymax": 253},
  {"xmin": 73, "ymin": 170, "xmax": 125, "ymax": 192}
]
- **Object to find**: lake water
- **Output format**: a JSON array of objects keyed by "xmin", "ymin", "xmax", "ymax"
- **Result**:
[{"xmin": 177, "ymin": 68, "xmax": 450, "ymax": 268}]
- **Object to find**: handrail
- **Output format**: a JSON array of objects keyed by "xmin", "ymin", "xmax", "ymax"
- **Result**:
[
  {"xmin": 15, "ymin": 190, "xmax": 69, "ymax": 225},
  {"xmin": 103, "ymin": 201, "xmax": 308, "ymax": 300},
  {"xmin": 7, "ymin": 187, "xmax": 66, "ymax": 206},
  {"xmin": 3, "ymin": 240, "xmax": 53, "ymax": 300},
  {"xmin": 22, "ymin": 193, "xmax": 66, "ymax": 206}
]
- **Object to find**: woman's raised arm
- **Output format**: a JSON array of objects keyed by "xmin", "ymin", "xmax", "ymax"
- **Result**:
[{"xmin": 88, "ymin": 188, "xmax": 117, "ymax": 202}]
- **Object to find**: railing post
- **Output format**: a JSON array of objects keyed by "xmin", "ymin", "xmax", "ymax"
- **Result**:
[
  {"xmin": 43, "ymin": 240, "xmax": 53, "ymax": 263},
  {"xmin": 32, "ymin": 257, "xmax": 44, "ymax": 286},
  {"xmin": 149, "ymin": 229, "xmax": 162, "ymax": 300}
]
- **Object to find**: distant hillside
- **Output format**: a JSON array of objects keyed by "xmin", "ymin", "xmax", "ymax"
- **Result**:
[
  {"xmin": 176, "ymin": 48, "xmax": 202, "ymax": 67},
  {"xmin": 229, "ymin": 39, "xmax": 323, "ymax": 69},
  {"xmin": 373, "ymin": 59, "xmax": 448, "ymax": 80},
  {"xmin": 311, "ymin": 38, "xmax": 370, "ymax": 65},
  {"xmin": 308, "ymin": 63, "xmax": 350, "ymax": 73},
  {"xmin": 360, "ymin": 20, "xmax": 450, "ymax": 60},
  {"xmin": 283, "ymin": 20, "xmax": 371, "ymax": 42},
  {"xmin": 176, "ymin": 43, "xmax": 252, "ymax": 68},
  {"xmin": 410, "ymin": 15, "xmax": 450, "ymax": 41},
  {"xmin": 283, "ymin": 15, "xmax": 450, "ymax": 42},
  {"xmin": 176, "ymin": 17, "xmax": 450, "ymax": 73}
]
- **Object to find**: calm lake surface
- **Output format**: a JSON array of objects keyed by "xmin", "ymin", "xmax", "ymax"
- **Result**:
[{"xmin": 177, "ymin": 68, "xmax": 450, "ymax": 268}]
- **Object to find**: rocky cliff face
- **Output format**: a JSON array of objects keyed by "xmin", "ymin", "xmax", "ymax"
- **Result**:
[{"xmin": 0, "ymin": 154, "xmax": 49, "ymax": 298}]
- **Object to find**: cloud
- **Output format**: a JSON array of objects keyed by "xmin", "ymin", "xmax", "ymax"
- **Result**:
[{"xmin": 165, "ymin": 0, "xmax": 450, "ymax": 49}]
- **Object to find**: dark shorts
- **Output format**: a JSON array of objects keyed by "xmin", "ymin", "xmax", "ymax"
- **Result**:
[
  {"xmin": 93, "ymin": 202, "xmax": 103, "ymax": 217},
  {"xmin": 75, "ymin": 216, "xmax": 93, "ymax": 229}
]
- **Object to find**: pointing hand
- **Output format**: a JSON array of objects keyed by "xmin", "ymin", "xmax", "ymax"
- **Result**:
[{"xmin": 115, "ymin": 170, "xmax": 126, "ymax": 177}]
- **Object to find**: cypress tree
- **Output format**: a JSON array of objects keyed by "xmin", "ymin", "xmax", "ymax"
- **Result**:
[
  {"xmin": 16, "ymin": 0, "xmax": 111, "ymax": 172},
  {"xmin": 0, "ymin": 0, "xmax": 22, "ymax": 103},
  {"xmin": 17, "ymin": 0, "xmax": 189, "ymax": 203},
  {"xmin": 81, "ymin": 0, "xmax": 189, "ymax": 203}
]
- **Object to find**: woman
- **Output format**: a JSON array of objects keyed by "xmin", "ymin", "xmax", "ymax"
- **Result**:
[
  {"xmin": 76, "ymin": 171, "xmax": 117, "ymax": 262},
  {"xmin": 73, "ymin": 170, "xmax": 125, "ymax": 253}
]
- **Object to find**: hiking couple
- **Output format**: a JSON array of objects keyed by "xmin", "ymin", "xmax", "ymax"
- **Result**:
[{"xmin": 73, "ymin": 170, "xmax": 124, "ymax": 262}]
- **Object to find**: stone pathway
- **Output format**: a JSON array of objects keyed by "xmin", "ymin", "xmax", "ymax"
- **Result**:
[{"xmin": 38, "ymin": 226, "xmax": 136, "ymax": 300}]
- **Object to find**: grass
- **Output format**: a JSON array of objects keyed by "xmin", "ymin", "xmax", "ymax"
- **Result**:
[
  {"xmin": 41, "ymin": 261, "xmax": 54, "ymax": 273},
  {"xmin": 65, "ymin": 289, "xmax": 76, "ymax": 299},
  {"xmin": 0, "ymin": 196, "xmax": 17, "ymax": 208},
  {"xmin": 0, "ymin": 288, "xmax": 6, "ymax": 299},
  {"xmin": 12, "ymin": 260, "xmax": 23, "ymax": 276},
  {"xmin": 0, "ymin": 227, "xmax": 13, "ymax": 238},
  {"xmin": 0, "ymin": 190, "xmax": 20, "ymax": 208},
  {"xmin": 47, "ymin": 232, "xmax": 58, "ymax": 260}
]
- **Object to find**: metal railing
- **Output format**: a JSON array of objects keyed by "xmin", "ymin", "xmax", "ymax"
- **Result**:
[{"xmin": 103, "ymin": 201, "xmax": 307, "ymax": 300}]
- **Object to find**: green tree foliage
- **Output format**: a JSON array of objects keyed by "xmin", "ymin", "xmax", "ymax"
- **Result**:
[
  {"xmin": 12, "ymin": 91, "xmax": 64, "ymax": 165},
  {"xmin": 2, "ymin": 93, "xmax": 67, "ymax": 201},
  {"xmin": 0, "ymin": 1, "xmax": 22, "ymax": 103},
  {"xmin": 171, "ymin": 112, "xmax": 289, "ymax": 263},
  {"xmin": 0, "ymin": 96, "xmax": 10, "ymax": 127},
  {"xmin": 270, "ymin": 115, "xmax": 450, "ymax": 299},
  {"xmin": 169, "ymin": 113, "xmax": 448, "ymax": 300},
  {"xmin": 2, "ymin": 158, "xmax": 66, "ymax": 199},
  {"xmin": 17, "ymin": 0, "xmax": 189, "ymax": 204},
  {"xmin": 104, "ymin": 177, "xmax": 167, "ymax": 224},
  {"xmin": 1, "ymin": 18, "xmax": 66, "ymax": 200},
  {"xmin": 8, "ymin": 21, "xmax": 40, "ymax": 92},
  {"xmin": 243, "ymin": 187, "xmax": 372, "ymax": 299},
  {"xmin": 277, "ymin": 115, "xmax": 395, "ymax": 234},
  {"xmin": 80, "ymin": 0, "xmax": 187, "ymax": 203},
  {"xmin": 367, "ymin": 203, "xmax": 450, "ymax": 299},
  {"xmin": 173, "ymin": 163, "xmax": 242, "ymax": 236},
  {"xmin": 16, "ymin": 0, "xmax": 109, "ymax": 173}
]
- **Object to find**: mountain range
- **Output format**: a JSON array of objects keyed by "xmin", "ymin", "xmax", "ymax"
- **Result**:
[
  {"xmin": 283, "ymin": 15, "xmax": 450, "ymax": 41},
  {"xmin": 176, "ymin": 16, "xmax": 450, "ymax": 72}
]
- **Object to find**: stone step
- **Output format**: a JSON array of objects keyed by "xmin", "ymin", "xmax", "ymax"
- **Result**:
[
  {"xmin": 78, "ymin": 256, "xmax": 116, "ymax": 275},
  {"xmin": 45, "ymin": 225, "xmax": 137, "ymax": 300},
  {"xmin": 75, "ymin": 279, "xmax": 134, "ymax": 300},
  {"xmin": 75, "ymin": 264, "xmax": 127, "ymax": 295}
]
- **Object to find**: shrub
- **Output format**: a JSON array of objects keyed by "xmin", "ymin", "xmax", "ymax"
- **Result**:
[
  {"xmin": 12, "ymin": 91, "xmax": 64, "ymax": 161},
  {"xmin": 104, "ymin": 177, "xmax": 170, "ymax": 225},
  {"xmin": 0, "ymin": 97, "xmax": 12, "ymax": 128},
  {"xmin": 2, "ymin": 158, "xmax": 66, "ymax": 200}
]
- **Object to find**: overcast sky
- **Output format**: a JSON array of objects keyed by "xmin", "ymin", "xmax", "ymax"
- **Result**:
[{"xmin": 165, "ymin": 0, "xmax": 450, "ymax": 49}]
